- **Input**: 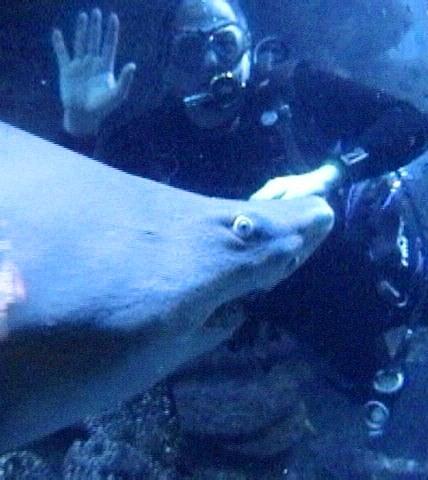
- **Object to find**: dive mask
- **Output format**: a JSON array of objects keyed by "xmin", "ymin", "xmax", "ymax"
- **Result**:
[{"xmin": 171, "ymin": 22, "xmax": 251, "ymax": 74}]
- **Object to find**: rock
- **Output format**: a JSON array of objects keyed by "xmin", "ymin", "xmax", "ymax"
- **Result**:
[
  {"xmin": 63, "ymin": 434, "xmax": 149, "ymax": 480},
  {"xmin": 171, "ymin": 331, "xmax": 311, "ymax": 459},
  {"xmin": 222, "ymin": 399, "xmax": 308, "ymax": 457},
  {"xmin": 84, "ymin": 383, "xmax": 183, "ymax": 471},
  {"xmin": 0, "ymin": 450, "xmax": 57, "ymax": 480}
]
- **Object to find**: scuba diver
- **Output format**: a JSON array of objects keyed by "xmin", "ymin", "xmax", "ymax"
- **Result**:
[
  {"xmin": 52, "ymin": 0, "xmax": 428, "ymax": 198},
  {"xmin": 52, "ymin": 0, "xmax": 428, "ymax": 440}
]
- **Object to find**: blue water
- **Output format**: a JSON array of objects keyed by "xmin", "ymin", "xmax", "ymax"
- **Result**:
[{"xmin": 1, "ymin": 1, "xmax": 428, "ymax": 479}]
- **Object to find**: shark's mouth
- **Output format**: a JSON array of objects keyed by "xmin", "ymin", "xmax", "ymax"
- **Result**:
[{"xmin": 201, "ymin": 252, "xmax": 301, "ymax": 336}]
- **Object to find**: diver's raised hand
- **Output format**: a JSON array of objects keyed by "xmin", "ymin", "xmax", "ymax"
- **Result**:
[
  {"xmin": 52, "ymin": 9, "xmax": 136, "ymax": 137},
  {"xmin": 250, "ymin": 164, "xmax": 341, "ymax": 200}
]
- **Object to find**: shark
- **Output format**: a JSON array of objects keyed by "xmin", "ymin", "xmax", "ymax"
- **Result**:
[{"xmin": 0, "ymin": 121, "xmax": 334, "ymax": 452}]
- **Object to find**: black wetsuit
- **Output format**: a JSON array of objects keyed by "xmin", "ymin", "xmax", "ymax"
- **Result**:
[
  {"xmin": 64, "ymin": 62, "xmax": 428, "ymax": 196},
  {"xmin": 62, "ymin": 61, "xmax": 428, "ymax": 392}
]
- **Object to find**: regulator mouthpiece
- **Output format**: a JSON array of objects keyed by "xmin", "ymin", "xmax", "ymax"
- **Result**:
[{"xmin": 183, "ymin": 72, "xmax": 246, "ymax": 109}]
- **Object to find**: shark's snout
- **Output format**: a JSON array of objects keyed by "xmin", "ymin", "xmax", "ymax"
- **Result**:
[
  {"xmin": 266, "ymin": 195, "xmax": 335, "ymax": 277},
  {"xmin": 300, "ymin": 195, "xmax": 335, "ymax": 237},
  {"xmin": 230, "ymin": 195, "xmax": 335, "ymax": 293},
  {"xmin": 290, "ymin": 195, "xmax": 335, "ymax": 258},
  {"xmin": 263, "ymin": 194, "xmax": 334, "ymax": 241}
]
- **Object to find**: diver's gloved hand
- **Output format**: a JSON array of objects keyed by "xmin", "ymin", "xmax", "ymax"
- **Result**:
[
  {"xmin": 250, "ymin": 163, "xmax": 341, "ymax": 200},
  {"xmin": 52, "ymin": 9, "xmax": 136, "ymax": 137}
]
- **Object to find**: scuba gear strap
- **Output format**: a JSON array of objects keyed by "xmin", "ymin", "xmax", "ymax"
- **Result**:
[{"xmin": 351, "ymin": 168, "xmax": 428, "ymax": 437}]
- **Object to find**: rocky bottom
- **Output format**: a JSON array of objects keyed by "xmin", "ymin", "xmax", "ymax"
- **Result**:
[{"xmin": 2, "ymin": 324, "xmax": 428, "ymax": 480}]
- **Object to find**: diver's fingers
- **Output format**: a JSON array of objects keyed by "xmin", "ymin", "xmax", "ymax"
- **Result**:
[
  {"xmin": 74, "ymin": 11, "xmax": 88, "ymax": 59},
  {"xmin": 250, "ymin": 177, "xmax": 290, "ymax": 200},
  {"xmin": 87, "ymin": 8, "xmax": 102, "ymax": 56},
  {"xmin": 114, "ymin": 63, "xmax": 136, "ymax": 103},
  {"xmin": 101, "ymin": 13, "xmax": 119, "ymax": 72},
  {"xmin": 52, "ymin": 29, "xmax": 70, "ymax": 70}
]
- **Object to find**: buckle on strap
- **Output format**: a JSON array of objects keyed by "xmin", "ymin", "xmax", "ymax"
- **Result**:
[
  {"xmin": 376, "ymin": 280, "xmax": 409, "ymax": 308},
  {"xmin": 340, "ymin": 147, "xmax": 369, "ymax": 166}
]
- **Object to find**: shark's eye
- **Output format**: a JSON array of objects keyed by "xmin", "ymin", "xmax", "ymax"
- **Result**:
[{"xmin": 232, "ymin": 214, "xmax": 254, "ymax": 239}]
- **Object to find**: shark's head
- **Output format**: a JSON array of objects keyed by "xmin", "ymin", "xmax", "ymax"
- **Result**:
[
  {"xmin": 160, "ymin": 194, "xmax": 334, "ymax": 334},
  {"xmin": 93, "ymin": 190, "xmax": 334, "ymax": 340},
  {"xmin": 0, "ymin": 121, "xmax": 334, "ymax": 452},
  {"xmin": 0, "ymin": 121, "xmax": 333, "ymax": 338}
]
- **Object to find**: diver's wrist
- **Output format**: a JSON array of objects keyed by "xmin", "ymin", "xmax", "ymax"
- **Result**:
[{"xmin": 63, "ymin": 108, "xmax": 101, "ymax": 138}]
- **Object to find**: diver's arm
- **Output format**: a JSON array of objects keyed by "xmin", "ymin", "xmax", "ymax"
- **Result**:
[
  {"xmin": 250, "ymin": 163, "xmax": 340, "ymax": 200},
  {"xmin": 52, "ymin": 8, "xmax": 136, "ymax": 137},
  {"xmin": 351, "ymin": 103, "xmax": 428, "ymax": 178},
  {"xmin": 251, "ymin": 61, "xmax": 428, "ymax": 201},
  {"xmin": 291, "ymin": 62, "xmax": 428, "ymax": 181}
]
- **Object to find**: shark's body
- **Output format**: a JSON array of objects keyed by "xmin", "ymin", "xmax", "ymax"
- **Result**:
[{"xmin": 0, "ymin": 121, "xmax": 333, "ymax": 452}]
